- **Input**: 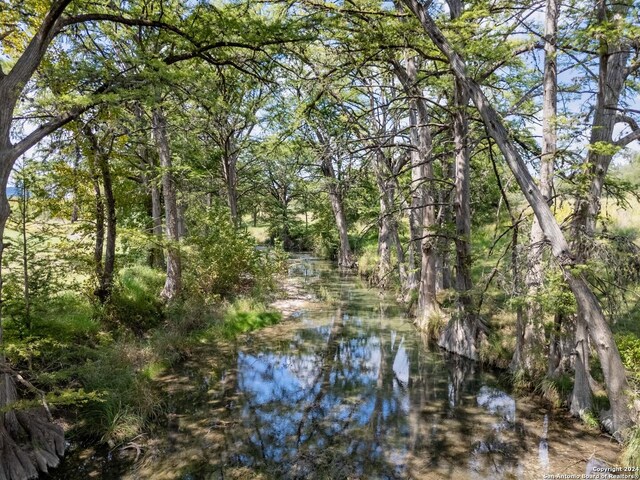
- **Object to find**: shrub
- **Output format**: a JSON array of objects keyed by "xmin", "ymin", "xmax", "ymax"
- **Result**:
[
  {"xmin": 536, "ymin": 374, "xmax": 573, "ymax": 408},
  {"xmin": 184, "ymin": 206, "xmax": 265, "ymax": 298},
  {"xmin": 357, "ymin": 242, "xmax": 379, "ymax": 282},
  {"xmin": 184, "ymin": 206, "xmax": 287, "ymax": 300}
]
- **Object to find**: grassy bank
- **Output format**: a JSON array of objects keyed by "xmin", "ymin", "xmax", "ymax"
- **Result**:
[{"xmin": 3, "ymin": 264, "xmax": 284, "ymax": 450}]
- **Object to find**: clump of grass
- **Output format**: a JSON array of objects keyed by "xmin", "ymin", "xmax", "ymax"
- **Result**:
[
  {"xmin": 622, "ymin": 427, "xmax": 640, "ymax": 467},
  {"xmin": 478, "ymin": 331, "xmax": 513, "ymax": 369},
  {"xmin": 75, "ymin": 341, "xmax": 164, "ymax": 446},
  {"xmin": 511, "ymin": 368, "xmax": 534, "ymax": 393},
  {"xmin": 220, "ymin": 299, "xmax": 281, "ymax": 338},
  {"xmin": 357, "ymin": 243, "xmax": 379, "ymax": 282},
  {"xmin": 416, "ymin": 309, "xmax": 447, "ymax": 341},
  {"xmin": 581, "ymin": 410, "xmax": 600, "ymax": 429},
  {"xmin": 536, "ymin": 374, "xmax": 573, "ymax": 408},
  {"xmin": 104, "ymin": 266, "xmax": 165, "ymax": 334},
  {"xmin": 36, "ymin": 292, "xmax": 99, "ymax": 341}
]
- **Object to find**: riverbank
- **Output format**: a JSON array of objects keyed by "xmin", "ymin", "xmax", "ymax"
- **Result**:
[
  {"xmin": 41, "ymin": 256, "xmax": 322, "ymax": 478},
  {"xmin": 45, "ymin": 256, "xmax": 623, "ymax": 479}
]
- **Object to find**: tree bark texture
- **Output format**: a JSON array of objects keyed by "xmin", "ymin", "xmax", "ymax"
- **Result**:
[
  {"xmin": 135, "ymin": 103, "xmax": 165, "ymax": 270},
  {"xmin": 407, "ymin": 92, "xmax": 423, "ymax": 295},
  {"xmin": 569, "ymin": 0, "xmax": 632, "ymax": 418},
  {"xmin": 222, "ymin": 138, "xmax": 239, "ymax": 226},
  {"xmin": 438, "ymin": 76, "xmax": 478, "ymax": 360},
  {"xmin": 393, "ymin": 56, "xmax": 440, "ymax": 326},
  {"xmin": 148, "ymin": 156, "xmax": 165, "ymax": 269},
  {"xmin": 375, "ymin": 167, "xmax": 393, "ymax": 288},
  {"xmin": 316, "ymin": 131, "xmax": 355, "ymax": 269}
]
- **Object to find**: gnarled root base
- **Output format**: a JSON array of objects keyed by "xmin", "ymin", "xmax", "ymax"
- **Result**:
[
  {"xmin": 0, "ymin": 374, "xmax": 65, "ymax": 480},
  {"xmin": 438, "ymin": 314, "xmax": 480, "ymax": 361},
  {"xmin": 0, "ymin": 425, "xmax": 38, "ymax": 480}
]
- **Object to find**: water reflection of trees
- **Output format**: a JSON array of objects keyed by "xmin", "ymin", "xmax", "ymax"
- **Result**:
[
  {"xmin": 406, "ymin": 335, "xmax": 529, "ymax": 479},
  {"xmin": 222, "ymin": 298, "xmax": 542, "ymax": 479},
  {"xmin": 226, "ymin": 303, "xmax": 417, "ymax": 479},
  {"xmin": 209, "ymin": 260, "xmax": 563, "ymax": 479},
  {"xmin": 55, "ymin": 259, "xmax": 616, "ymax": 479}
]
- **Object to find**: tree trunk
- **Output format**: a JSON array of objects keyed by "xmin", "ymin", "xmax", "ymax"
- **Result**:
[
  {"xmin": 316, "ymin": 130, "xmax": 355, "ymax": 269},
  {"xmin": 393, "ymin": 56, "xmax": 439, "ymax": 318},
  {"xmin": 401, "ymin": 0, "xmax": 635, "ymax": 436},
  {"xmin": 516, "ymin": 0, "xmax": 558, "ymax": 376},
  {"xmin": 89, "ymin": 154, "xmax": 104, "ymax": 282},
  {"xmin": 152, "ymin": 107, "xmax": 181, "ymax": 301},
  {"xmin": 85, "ymin": 127, "xmax": 116, "ymax": 303},
  {"xmin": 97, "ymin": 149, "xmax": 116, "ymax": 304},
  {"xmin": 571, "ymin": 317, "xmax": 593, "ymax": 416},
  {"xmin": 82, "ymin": 125, "xmax": 116, "ymax": 303},
  {"xmin": 134, "ymin": 104, "xmax": 164, "ymax": 270},
  {"xmin": 438, "ymin": 74, "xmax": 478, "ymax": 360},
  {"xmin": 70, "ymin": 145, "xmax": 81, "ymax": 223},
  {"xmin": 415, "ymin": 104, "xmax": 439, "ymax": 327},
  {"xmin": 375, "ymin": 171, "xmax": 393, "ymax": 287},
  {"xmin": 416, "ymin": 139, "xmax": 440, "ymax": 332},
  {"xmin": 407, "ymin": 91, "xmax": 423, "ymax": 296},
  {"xmin": 150, "ymin": 166, "xmax": 164, "ymax": 269},
  {"xmin": 325, "ymin": 164, "xmax": 355, "ymax": 269},
  {"xmin": 568, "ymin": 0, "xmax": 631, "ymax": 419},
  {"xmin": 222, "ymin": 138, "xmax": 239, "ymax": 226},
  {"xmin": 177, "ymin": 202, "xmax": 187, "ymax": 239},
  {"xmin": 438, "ymin": 166, "xmax": 454, "ymax": 292},
  {"xmin": 375, "ymin": 151, "xmax": 409, "ymax": 292},
  {"xmin": 143, "ymin": 153, "xmax": 165, "ymax": 269},
  {"xmin": 374, "ymin": 157, "xmax": 395, "ymax": 287},
  {"xmin": 391, "ymin": 215, "xmax": 409, "ymax": 294}
]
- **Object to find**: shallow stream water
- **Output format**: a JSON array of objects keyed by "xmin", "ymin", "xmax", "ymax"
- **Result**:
[{"xmin": 46, "ymin": 255, "xmax": 620, "ymax": 479}]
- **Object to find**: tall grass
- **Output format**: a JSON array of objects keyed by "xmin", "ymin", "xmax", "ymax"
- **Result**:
[{"xmin": 623, "ymin": 427, "xmax": 640, "ymax": 467}]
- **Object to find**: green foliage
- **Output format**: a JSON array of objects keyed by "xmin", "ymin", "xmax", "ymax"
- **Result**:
[
  {"xmin": 478, "ymin": 331, "xmax": 512, "ymax": 369},
  {"xmin": 587, "ymin": 141, "xmax": 622, "ymax": 157},
  {"xmin": 184, "ymin": 205, "xmax": 268, "ymax": 298},
  {"xmin": 538, "ymin": 270, "xmax": 577, "ymax": 318},
  {"xmin": 3, "ymin": 162, "xmax": 68, "ymax": 338},
  {"xmin": 357, "ymin": 242, "xmax": 379, "ymax": 281},
  {"xmin": 536, "ymin": 375, "xmax": 574, "ymax": 408},
  {"xmin": 306, "ymin": 200, "xmax": 341, "ymax": 260},
  {"xmin": 581, "ymin": 410, "xmax": 600, "ymax": 429},
  {"xmin": 103, "ymin": 266, "xmax": 165, "ymax": 334},
  {"xmin": 615, "ymin": 333, "xmax": 640, "ymax": 380},
  {"xmin": 221, "ymin": 303, "xmax": 282, "ymax": 338},
  {"xmin": 2, "ymin": 0, "xmax": 640, "ymax": 470},
  {"xmin": 75, "ymin": 343, "xmax": 164, "ymax": 446}
]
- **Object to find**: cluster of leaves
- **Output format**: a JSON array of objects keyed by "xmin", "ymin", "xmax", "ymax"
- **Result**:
[{"xmin": 183, "ymin": 204, "xmax": 283, "ymax": 299}]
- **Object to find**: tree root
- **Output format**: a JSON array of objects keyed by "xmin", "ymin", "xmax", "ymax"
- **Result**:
[
  {"xmin": 0, "ymin": 372, "xmax": 65, "ymax": 480},
  {"xmin": 16, "ymin": 410, "xmax": 65, "ymax": 473},
  {"xmin": 438, "ymin": 314, "xmax": 479, "ymax": 360},
  {"xmin": 0, "ymin": 425, "xmax": 38, "ymax": 480}
]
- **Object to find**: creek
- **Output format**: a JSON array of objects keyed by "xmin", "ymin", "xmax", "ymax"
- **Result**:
[{"xmin": 45, "ymin": 255, "xmax": 620, "ymax": 479}]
